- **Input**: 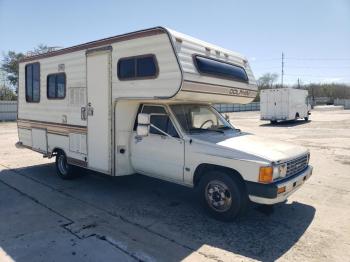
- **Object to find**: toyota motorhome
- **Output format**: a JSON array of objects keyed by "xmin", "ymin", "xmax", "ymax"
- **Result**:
[{"xmin": 17, "ymin": 27, "xmax": 312, "ymax": 221}]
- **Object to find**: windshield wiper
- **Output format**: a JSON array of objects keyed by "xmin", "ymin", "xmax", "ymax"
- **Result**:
[
  {"xmin": 189, "ymin": 128, "xmax": 224, "ymax": 134},
  {"xmin": 217, "ymin": 125, "xmax": 241, "ymax": 132}
]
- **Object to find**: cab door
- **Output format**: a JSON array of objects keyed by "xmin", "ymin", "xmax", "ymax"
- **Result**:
[{"xmin": 130, "ymin": 105, "xmax": 184, "ymax": 182}]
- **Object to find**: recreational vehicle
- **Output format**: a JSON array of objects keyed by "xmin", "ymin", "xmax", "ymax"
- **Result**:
[
  {"xmin": 260, "ymin": 88, "xmax": 311, "ymax": 123},
  {"xmin": 16, "ymin": 27, "xmax": 313, "ymax": 221}
]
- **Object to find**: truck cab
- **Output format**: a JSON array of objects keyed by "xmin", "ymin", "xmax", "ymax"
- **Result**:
[{"xmin": 129, "ymin": 101, "xmax": 313, "ymax": 221}]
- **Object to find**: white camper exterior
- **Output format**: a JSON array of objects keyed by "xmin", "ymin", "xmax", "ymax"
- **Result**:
[
  {"xmin": 17, "ymin": 27, "xmax": 313, "ymax": 221},
  {"xmin": 260, "ymin": 88, "xmax": 311, "ymax": 123}
]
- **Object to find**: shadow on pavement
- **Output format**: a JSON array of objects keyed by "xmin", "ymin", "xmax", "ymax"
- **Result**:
[
  {"xmin": 260, "ymin": 119, "xmax": 311, "ymax": 127},
  {"xmin": 1, "ymin": 163, "xmax": 315, "ymax": 261}
]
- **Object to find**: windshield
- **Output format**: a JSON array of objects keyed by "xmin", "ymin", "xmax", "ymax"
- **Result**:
[{"xmin": 170, "ymin": 104, "xmax": 236, "ymax": 134}]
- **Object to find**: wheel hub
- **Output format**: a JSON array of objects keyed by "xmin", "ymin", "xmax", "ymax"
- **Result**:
[{"xmin": 205, "ymin": 180, "xmax": 232, "ymax": 212}]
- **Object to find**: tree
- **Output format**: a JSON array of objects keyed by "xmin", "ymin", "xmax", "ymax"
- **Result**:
[
  {"xmin": 257, "ymin": 73, "xmax": 279, "ymax": 89},
  {"xmin": 1, "ymin": 51, "xmax": 25, "ymax": 88},
  {"xmin": 1, "ymin": 44, "xmax": 51, "ymax": 90},
  {"xmin": 0, "ymin": 85, "xmax": 17, "ymax": 100}
]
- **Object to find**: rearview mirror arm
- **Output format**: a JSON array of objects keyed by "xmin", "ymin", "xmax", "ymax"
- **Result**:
[{"xmin": 149, "ymin": 124, "xmax": 177, "ymax": 140}]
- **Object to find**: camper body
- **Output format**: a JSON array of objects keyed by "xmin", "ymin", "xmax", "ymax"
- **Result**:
[
  {"xmin": 17, "ymin": 27, "xmax": 312, "ymax": 221},
  {"xmin": 260, "ymin": 88, "xmax": 311, "ymax": 123}
]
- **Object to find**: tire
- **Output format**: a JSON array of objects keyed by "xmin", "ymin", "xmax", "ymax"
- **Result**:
[
  {"xmin": 304, "ymin": 117, "xmax": 309, "ymax": 121},
  {"xmin": 295, "ymin": 113, "xmax": 300, "ymax": 120},
  {"xmin": 270, "ymin": 120, "xmax": 277, "ymax": 124},
  {"xmin": 55, "ymin": 151, "xmax": 77, "ymax": 180},
  {"xmin": 197, "ymin": 171, "xmax": 248, "ymax": 222}
]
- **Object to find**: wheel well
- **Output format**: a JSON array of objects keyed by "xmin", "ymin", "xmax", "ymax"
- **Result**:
[
  {"xmin": 193, "ymin": 163, "xmax": 244, "ymax": 187},
  {"xmin": 51, "ymin": 148, "xmax": 65, "ymax": 157}
]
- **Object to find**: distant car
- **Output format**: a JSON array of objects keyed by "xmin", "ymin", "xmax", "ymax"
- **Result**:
[{"xmin": 260, "ymin": 88, "xmax": 311, "ymax": 124}]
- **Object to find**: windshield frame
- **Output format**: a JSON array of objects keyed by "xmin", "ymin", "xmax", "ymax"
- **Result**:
[{"xmin": 168, "ymin": 103, "xmax": 236, "ymax": 134}]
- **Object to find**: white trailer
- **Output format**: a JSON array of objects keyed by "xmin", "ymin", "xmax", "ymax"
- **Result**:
[
  {"xmin": 260, "ymin": 88, "xmax": 311, "ymax": 123},
  {"xmin": 17, "ymin": 27, "xmax": 313, "ymax": 221}
]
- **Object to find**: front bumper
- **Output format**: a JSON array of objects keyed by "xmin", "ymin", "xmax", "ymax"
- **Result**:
[{"xmin": 247, "ymin": 165, "xmax": 313, "ymax": 205}]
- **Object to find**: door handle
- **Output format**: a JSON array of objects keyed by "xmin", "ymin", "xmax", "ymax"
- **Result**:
[
  {"xmin": 81, "ymin": 107, "xmax": 87, "ymax": 120},
  {"xmin": 86, "ymin": 102, "xmax": 94, "ymax": 116},
  {"xmin": 87, "ymin": 107, "xmax": 94, "ymax": 116}
]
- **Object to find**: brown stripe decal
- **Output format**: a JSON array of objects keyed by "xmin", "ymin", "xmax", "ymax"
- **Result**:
[
  {"xmin": 17, "ymin": 119, "xmax": 87, "ymax": 135},
  {"xmin": 181, "ymin": 80, "xmax": 257, "ymax": 98}
]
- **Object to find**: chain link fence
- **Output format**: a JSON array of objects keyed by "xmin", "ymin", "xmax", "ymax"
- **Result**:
[
  {"xmin": 0, "ymin": 101, "xmax": 17, "ymax": 121},
  {"xmin": 334, "ymin": 99, "xmax": 350, "ymax": 109},
  {"xmin": 214, "ymin": 102, "xmax": 260, "ymax": 113}
]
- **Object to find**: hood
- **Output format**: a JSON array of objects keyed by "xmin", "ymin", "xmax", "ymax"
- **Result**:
[{"xmin": 191, "ymin": 132, "xmax": 308, "ymax": 162}]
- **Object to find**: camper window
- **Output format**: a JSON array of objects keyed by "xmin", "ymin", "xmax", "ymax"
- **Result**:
[
  {"xmin": 193, "ymin": 55, "xmax": 248, "ymax": 83},
  {"xmin": 25, "ymin": 63, "xmax": 40, "ymax": 102},
  {"xmin": 118, "ymin": 54, "xmax": 158, "ymax": 80},
  {"xmin": 47, "ymin": 73, "xmax": 66, "ymax": 99}
]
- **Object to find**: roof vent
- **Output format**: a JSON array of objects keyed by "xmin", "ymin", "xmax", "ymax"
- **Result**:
[{"xmin": 175, "ymin": 37, "xmax": 183, "ymax": 43}]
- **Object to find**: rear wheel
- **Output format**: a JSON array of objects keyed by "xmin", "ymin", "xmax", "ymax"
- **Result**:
[
  {"xmin": 304, "ymin": 117, "xmax": 309, "ymax": 121},
  {"xmin": 55, "ymin": 151, "xmax": 76, "ymax": 180},
  {"xmin": 198, "ymin": 171, "xmax": 248, "ymax": 221},
  {"xmin": 295, "ymin": 113, "xmax": 300, "ymax": 120}
]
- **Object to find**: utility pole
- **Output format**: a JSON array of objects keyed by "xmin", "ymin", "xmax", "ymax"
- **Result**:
[
  {"xmin": 281, "ymin": 52, "xmax": 284, "ymax": 88},
  {"xmin": 297, "ymin": 78, "xmax": 300, "ymax": 89}
]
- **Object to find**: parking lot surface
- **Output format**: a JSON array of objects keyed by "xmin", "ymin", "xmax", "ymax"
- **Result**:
[{"xmin": 1, "ymin": 110, "xmax": 350, "ymax": 262}]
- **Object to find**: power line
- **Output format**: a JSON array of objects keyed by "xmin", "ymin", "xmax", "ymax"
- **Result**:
[
  {"xmin": 281, "ymin": 52, "xmax": 284, "ymax": 87},
  {"xmin": 285, "ymin": 57, "xmax": 350, "ymax": 61},
  {"xmin": 285, "ymin": 73, "xmax": 350, "ymax": 78},
  {"xmin": 252, "ymin": 65, "xmax": 350, "ymax": 69},
  {"xmin": 251, "ymin": 57, "xmax": 350, "ymax": 62}
]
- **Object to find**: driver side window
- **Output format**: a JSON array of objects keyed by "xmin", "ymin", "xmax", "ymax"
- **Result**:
[{"xmin": 138, "ymin": 105, "xmax": 179, "ymax": 138}]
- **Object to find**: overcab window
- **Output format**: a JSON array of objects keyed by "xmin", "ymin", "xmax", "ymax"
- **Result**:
[
  {"xmin": 47, "ymin": 73, "xmax": 66, "ymax": 99},
  {"xmin": 25, "ymin": 63, "xmax": 40, "ymax": 102},
  {"xmin": 118, "ymin": 55, "xmax": 158, "ymax": 80},
  {"xmin": 194, "ymin": 55, "xmax": 249, "ymax": 83}
]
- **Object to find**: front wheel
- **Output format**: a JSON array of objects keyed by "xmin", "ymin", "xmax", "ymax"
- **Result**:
[
  {"xmin": 55, "ymin": 151, "xmax": 76, "ymax": 180},
  {"xmin": 198, "ymin": 171, "xmax": 248, "ymax": 222}
]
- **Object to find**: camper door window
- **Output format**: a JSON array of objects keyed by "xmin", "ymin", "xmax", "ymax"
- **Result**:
[{"xmin": 25, "ymin": 63, "xmax": 40, "ymax": 102}]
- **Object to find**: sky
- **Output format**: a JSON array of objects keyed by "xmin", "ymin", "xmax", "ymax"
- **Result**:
[{"xmin": 0, "ymin": 0, "xmax": 349, "ymax": 85}]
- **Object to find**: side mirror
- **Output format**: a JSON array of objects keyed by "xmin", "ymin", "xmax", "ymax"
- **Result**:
[
  {"xmin": 136, "ymin": 113, "xmax": 150, "ymax": 137},
  {"xmin": 137, "ymin": 125, "xmax": 149, "ymax": 137},
  {"xmin": 224, "ymin": 114, "xmax": 230, "ymax": 123},
  {"xmin": 138, "ymin": 113, "xmax": 150, "ymax": 125}
]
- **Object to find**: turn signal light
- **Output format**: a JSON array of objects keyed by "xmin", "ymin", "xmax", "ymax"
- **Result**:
[
  {"xmin": 259, "ymin": 166, "xmax": 273, "ymax": 183},
  {"xmin": 277, "ymin": 186, "xmax": 286, "ymax": 194}
]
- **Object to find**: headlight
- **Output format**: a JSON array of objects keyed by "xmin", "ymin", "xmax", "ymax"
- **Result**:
[
  {"xmin": 278, "ymin": 163, "xmax": 287, "ymax": 178},
  {"xmin": 259, "ymin": 166, "xmax": 273, "ymax": 183}
]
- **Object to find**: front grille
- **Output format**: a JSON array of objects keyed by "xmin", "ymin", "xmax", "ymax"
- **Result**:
[{"xmin": 285, "ymin": 154, "xmax": 309, "ymax": 177}]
